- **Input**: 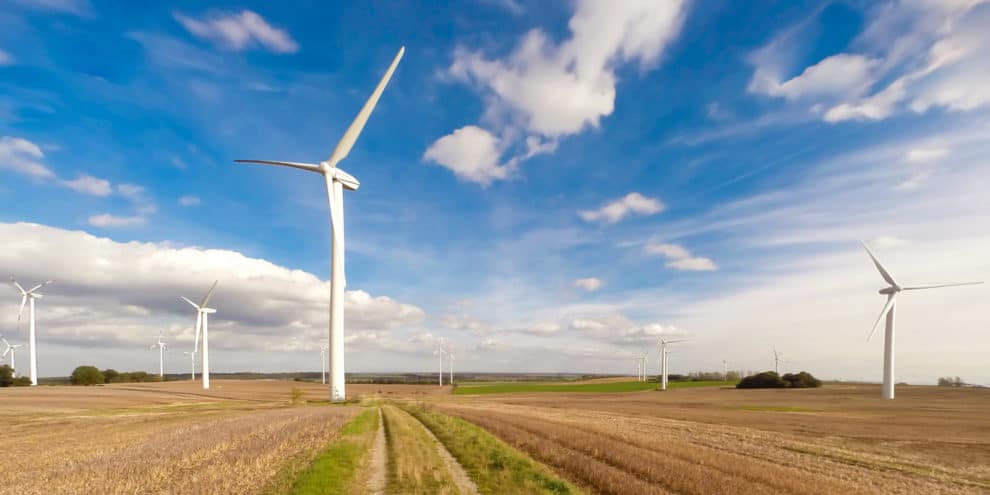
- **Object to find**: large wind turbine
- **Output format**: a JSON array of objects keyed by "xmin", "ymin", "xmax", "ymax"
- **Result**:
[
  {"xmin": 181, "ymin": 281, "xmax": 218, "ymax": 390},
  {"xmin": 235, "ymin": 47, "xmax": 405, "ymax": 402},
  {"xmin": 149, "ymin": 330, "xmax": 168, "ymax": 379},
  {"xmin": 1, "ymin": 337, "xmax": 23, "ymax": 377},
  {"xmin": 657, "ymin": 337, "xmax": 684, "ymax": 391},
  {"xmin": 861, "ymin": 242, "xmax": 982, "ymax": 400},
  {"xmin": 10, "ymin": 277, "xmax": 53, "ymax": 386}
]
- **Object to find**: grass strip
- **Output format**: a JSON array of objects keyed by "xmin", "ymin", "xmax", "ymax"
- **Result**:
[
  {"xmin": 287, "ymin": 408, "xmax": 379, "ymax": 495},
  {"xmin": 454, "ymin": 380, "xmax": 734, "ymax": 395},
  {"xmin": 382, "ymin": 405, "xmax": 462, "ymax": 494},
  {"xmin": 404, "ymin": 403, "xmax": 581, "ymax": 495}
]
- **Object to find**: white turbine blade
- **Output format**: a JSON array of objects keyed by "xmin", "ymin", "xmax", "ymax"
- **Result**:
[
  {"xmin": 902, "ymin": 281, "xmax": 983, "ymax": 290},
  {"xmin": 200, "ymin": 280, "xmax": 219, "ymax": 307},
  {"xmin": 861, "ymin": 241, "xmax": 897, "ymax": 286},
  {"xmin": 868, "ymin": 294, "xmax": 897, "ymax": 342},
  {"xmin": 234, "ymin": 160, "xmax": 323, "ymax": 174},
  {"xmin": 180, "ymin": 296, "xmax": 199, "ymax": 309},
  {"xmin": 327, "ymin": 46, "xmax": 405, "ymax": 166},
  {"xmin": 17, "ymin": 295, "xmax": 27, "ymax": 321},
  {"xmin": 9, "ymin": 276, "xmax": 25, "ymax": 294},
  {"xmin": 27, "ymin": 280, "xmax": 54, "ymax": 293},
  {"xmin": 1, "ymin": 348, "xmax": 9, "ymax": 358}
]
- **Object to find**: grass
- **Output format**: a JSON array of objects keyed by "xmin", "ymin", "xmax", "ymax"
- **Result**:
[
  {"xmin": 287, "ymin": 408, "xmax": 379, "ymax": 495},
  {"xmin": 405, "ymin": 403, "xmax": 580, "ymax": 495},
  {"xmin": 381, "ymin": 405, "xmax": 461, "ymax": 494},
  {"xmin": 453, "ymin": 380, "xmax": 734, "ymax": 395}
]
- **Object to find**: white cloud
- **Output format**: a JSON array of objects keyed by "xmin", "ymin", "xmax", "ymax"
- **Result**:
[
  {"xmin": 644, "ymin": 242, "xmax": 717, "ymax": 271},
  {"xmin": 750, "ymin": 53, "xmax": 879, "ymax": 101},
  {"xmin": 0, "ymin": 136, "xmax": 54, "ymax": 178},
  {"xmin": 178, "ymin": 195, "xmax": 201, "ymax": 207},
  {"xmin": 0, "ymin": 223, "xmax": 425, "ymax": 361},
  {"xmin": 573, "ymin": 277, "xmax": 603, "ymax": 291},
  {"xmin": 428, "ymin": 0, "xmax": 688, "ymax": 185},
  {"xmin": 441, "ymin": 314, "xmax": 490, "ymax": 336},
  {"xmin": 579, "ymin": 192, "xmax": 664, "ymax": 223},
  {"xmin": 11, "ymin": 0, "xmax": 90, "ymax": 15},
  {"xmin": 61, "ymin": 175, "xmax": 112, "ymax": 196},
  {"xmin": 0, "ymin": 49, "xmax": 12, "ymax": 66},
  {"xmin": 905, "ymin": 147, "xmax": 949, "ymax": 163},
  {"xmin": 174, "ymin": 10, "xmax": 299, "ymax": 54},
  {"xmin": 423, "ymin": 126, "xmax": 509, "ymax": 185},
  {"xmin": 87, "ymin": 214, "xmax": 145, "ymax": 228}
]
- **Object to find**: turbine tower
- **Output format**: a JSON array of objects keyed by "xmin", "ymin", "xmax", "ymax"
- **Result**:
[
  {"xmin": 722, "ymin": 359, "xmax": 728, "ymax": 381},
  {"xmin": 10, "ymin": 277, "xmax": 54, "ymax": 386},
  {"xmin": 149, "ymin": 330, "xmax": 168, "ymax": 379},
  {"xmin": 861, "ymin": 242, "xmax": 982, "ymax": 400},
  {"xmin": 235, "ymin": 47, "xmax": 405, "ymax": 402},
  {"xmin": 180, "ymin": 281, "xmax": 218, "ymax": 390},
  {"xmin": 320, "ymin": 343, "xmax": 329, "ymax": 385},
  {"xmin": 1, "ymin": 336, "xmax": 23, "ymax": 377},
  {"xmin": 182, "ymin": 351, "xmax": 196, "ymax": 380},
  {"xmin": 449, "ymin": 352, "xmax": 454, "ymax": 385},
  {"xmin": 437, "ymin": 337, "xmax": 446, "ymax": 386},
  {"xmin": 772, "ymin": 347, "xmax": 784, "ymax": 374},
  {"xmin": 657, "ymin": 337, "xmax": 684, "ymax": 391}
]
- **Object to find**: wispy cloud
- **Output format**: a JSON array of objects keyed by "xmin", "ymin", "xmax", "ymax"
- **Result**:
[
  {"xmin": 579, "ymin": 193, "xmax": 665, "ymax": 223},
  {"xmin": 174, "ymin": 10, "xmax": 299, "ymax": 54},
  {"xmin": 61, "ymin": 175, "xmax": 112, "ymax": 196},
  {"xmin": 644, "ymin": 242, "xmax": 718, "ymax": 271},
  {"xmin": 0, "ymin": 136, "xmax": 54, "ymax": 178},
  {"xmin": 573, "ymin": 277, "xmax": 603, "ymax": 291},
  {"xmin": 178, "ymin": 195, "xmax": 201, "ymax": 207}
]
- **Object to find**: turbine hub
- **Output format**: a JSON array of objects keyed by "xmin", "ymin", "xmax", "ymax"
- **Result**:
[{"xmin": 879, "ymin": 286, "xmax": 900, "ymax": 295}]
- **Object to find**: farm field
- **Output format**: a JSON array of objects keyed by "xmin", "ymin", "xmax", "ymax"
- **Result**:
[
  {"xmin": 454, "ymin": 379, "xmax": 732, "ymax": 395},
  {"xmin": 433, "ymin": 383, "xmax": 990, "ymax": 494}
]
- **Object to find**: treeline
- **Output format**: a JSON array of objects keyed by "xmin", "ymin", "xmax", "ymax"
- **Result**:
[
  {"xmin": 70, "ymin": 366, "xmax": 163, "ymax": 385},
  {"xmin": 736, "ymin": 371, "xmax": 822, "ymax": 389},
  {"xmin": 666, "ymin": 371, "xmax": 741, "ymax": 382},
  {"xmin": 937, "ymin": 376, "xmax": 966, "ymax": 387},
  {"xmin": 0, "ymin": 365, "xmax": 31, "ymax": 387}
]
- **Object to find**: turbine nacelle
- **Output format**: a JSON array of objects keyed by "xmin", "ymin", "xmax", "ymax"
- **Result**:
[{"xmin": 878, "ymin": 286, "xmax": 900, "ymax": 295}]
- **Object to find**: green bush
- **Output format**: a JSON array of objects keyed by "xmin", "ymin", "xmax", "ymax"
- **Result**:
[
  {"xmin": 0, "ymin": 365, "xmax": 14, "ymax": 387},
  {"xmin": 736, "ymin": 371, "xmax": 788, "ymax": 389},
  {"xmin": 70, "ymin": 366, "xmax": 105, "ymax": 386},
  {"xmin": 11, "ymin": 376, "xmax": 30, "ymax": 386},
  {"xmin": 782, "ymin": 371, "xmax": 822, "ymax": 388}
]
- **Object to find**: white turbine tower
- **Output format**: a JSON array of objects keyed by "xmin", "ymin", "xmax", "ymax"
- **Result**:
[
  {"xmin": 1, "ymin": 337, "xmax": 23, "ymax": 377},
  {"xmin": 722, "ymin": 359, "xmax": 728, "ymax": 381},
  {"xmin": 657, "ymin": 337, "xmax": 684, "ymax": 391},
  {"xmin": 436, "ymin": 337, "xmax": 446, "ymax": 386},
  {"xmin": 320, "ymin": 343, "xmax": 329, "ymax": 385},
  {"xmin": 235, "ymin": 47, "xmax": 404, "ymax": 402},
  {"xmin": 181, "ymin": 281, "xmax": 218, "ymax": 390},
  {"xmin": 149, "ymin": 330, "xmax": 168, "ymax": 379},
  {"xmin": 449, "ymin": 352, "xmax": 455, "ymax": 385},
  {"xmin": 861, "ymin": 242, "xmax": 983, "ymax": 400},
  {"xmin": 183, "ymin": 351, "xmax": 196, "ymax": 380},
  {"xmin": 10, "ymin": 277, "xmax": 54, "ymax": 386}
]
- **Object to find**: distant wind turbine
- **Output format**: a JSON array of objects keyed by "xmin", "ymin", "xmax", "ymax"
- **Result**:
[
  {"xmin": 861, "ymin": 242, "xmax": 983, "ymax": 400},
  {"xmin": 320, "ymin": 343, "xmax": 329, "ymax": 385},
  {"xmin": 657, "ymin": 337, "xmax": 684, "ymax": 391},
  {"xmin": 436, "ymin": 337, "xmax": 446, "ymax": 386},
  {"xmin": 149, "ymin": 330, "xmax": 168, "ymax": 379},
  {"xmin": 772, "ymin": 347, "xmax": 784, "ymax": 374},
  {"xmin": 182, "ymin": 351, "xmax": 196, "ymax": 380},
  {"xmin": 235, "ymin": 46, "xmax": 405, "ymax": 402},
  {"xmin": 449, "ymin": 352, "xmax": 455, "ymax": 385},
  {"xmin": 180, "ymin": 281, "xmax": 218, "ymax": 390},
  {"xmin": 722, "ymin": 359, "xmax": 728, "ymax": 381},
  {"xmin": 9, "ymin": 276, "xmax": 53, "ymax": 386},
  {"xmin": 1, "ymin": 336, "xmax": 23, "ymax": 377}
]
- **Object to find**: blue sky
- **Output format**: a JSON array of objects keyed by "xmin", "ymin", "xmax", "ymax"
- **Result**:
[{"xmin": 2, "ymin": 0, "xmax": 989, "ymax": 383}]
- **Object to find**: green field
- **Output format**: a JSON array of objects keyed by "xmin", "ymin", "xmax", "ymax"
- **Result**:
[{"xmin": 453, "ymin": 380, "xmax": 735, "ymax": 395}]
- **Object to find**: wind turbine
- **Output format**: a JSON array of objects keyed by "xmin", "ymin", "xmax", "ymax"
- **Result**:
[
  {"xmin": 10, "ymin": 277, "xmax": 54, "ymax": 386},
  {"xmin": 772, "ymin": 347, "xmax": 784, "ymax": 374},
  {"xmin": 436, "ymin": 337, "xmax": 446, "ymax": 386},
  {"xmin": 182, "ymin": 351, "xmax": 196, "ymax": 380},
  {"xmin": 149, "ymin": 330, "xmax": 168, "ymax": 379},
  {"xmin": 320, "ymin": 343, "xmax": 329, "ymax": 384},
  {"xmin": 235, "ymin": 47, "xmax": 405, "ymax": 402},
  {"xmin": 1, "ymin": 336, "xmax": 23, "ymax": 377},
  {"xmin": 722, "ymin": 360, "xmax": 728, "ymax": 381},
  {"xmin": 657, "ymin": 337, "xmax": 684, "ymax": 391},
  {"xmin": 861, "ymin": 242, "xmax": 983, "ymax": 400},
  {"xmin": 449, "ymin": 352, "xmax": 455, "ymax": 385},
  {"xmin": 180, "ymin": 281, "xmax": 218, "ymax": 390}
]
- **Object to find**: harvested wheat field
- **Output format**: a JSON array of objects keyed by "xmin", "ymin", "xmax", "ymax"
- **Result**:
[{"xmin": 432, "ymin": 383, "xmax": 990, "ymax": 494}]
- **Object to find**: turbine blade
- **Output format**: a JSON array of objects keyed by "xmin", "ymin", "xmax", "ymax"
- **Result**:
[
  {"xmin": 868, "ymin": 294, "xmax": 897, "ymax": 342},
  {"xmin": 234, "ymin": 160, "xmax": 323, "ymax": 174},
  {"xmin": 17, "ymin": 296, "xmax": 26, "ymax": 321},
  {"xmin": 861, "ymin": 241, "xmax": 897, "ymax": 286},
  {"xmin": 180, "ymin": 296, "xmax": 199, "ymax": 309},
  {"xmin": 902, "ymin": 281, "xmax": 983, "ymax": 290},
  {"xmin": 327, "ymin": 46, "xmax": 405, "ymax": 166},
  {"xmin": 200, "ymin": 280, "xmax": 218, "ymax": 307}
]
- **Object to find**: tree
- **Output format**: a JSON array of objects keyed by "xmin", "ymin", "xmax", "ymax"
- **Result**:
[
  {"xmin": 0, "ymin": 364, "xmax": 13, "ymax": 387},
  {"xmin": 781, "ymin": 371, "xmax": 822, "ymax": 388},
  {"xmin": 102, "ymin": 369, "xmax": 119, "ymax": 383},
  {"xmin": 70, "ymin": 366, "xmax": 105, "ymax": 386},
  {"xmin": 736, "ymin": 371, "xmax": 788, "ymax": 389}
]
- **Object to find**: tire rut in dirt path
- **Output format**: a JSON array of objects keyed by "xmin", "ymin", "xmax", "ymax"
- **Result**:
[
  {"xmin": 411, "ymin": 411, "xmax": 480, "ymax": 495},
  {"xmin": 366, "ymin": 408, "xmax": 387, "ymax": 495}
]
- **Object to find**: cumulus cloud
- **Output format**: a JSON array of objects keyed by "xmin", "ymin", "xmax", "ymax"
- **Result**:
[
  {"xmin": 426, "ymin": 0, "xmax": 687, "ymax": 185},
  {"xmin": 174, "ymin": 10, "xmax": 299, "ymax": 54},
  {"xmin": 0, "ymin": 136, "xmax": 54, "ymax": 178},
  {"xmin": 61, "ymin": 175, "xmax": 112, "ymax": 196},
  {"xmin": 423, "ymin": 126, "xmax": 508, "ymax": 185},
  {"xmin": 579, "ymin": 192, "xmax": 664, "ymax": 223},
  {"xmin": 750, "ymin": 53, "xmax": 879, "ymax": 101},
  {"xmin": 178, "ymin": 195, "xmax": 201, "ymax": 207},
  {"xmin": 0, "ymin": 223, "xmax": 425, "ymax": 356},
  {"xmin": 644, "ymin": 242, "xmax": 717, "ymax": 271},
  {"xmin": 573, "ymin": 277, "xmax": 603, "ymax": 291},
  {"xmin": 441, "ymin": 314, "xmax": 491, "ymax": 336}
]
